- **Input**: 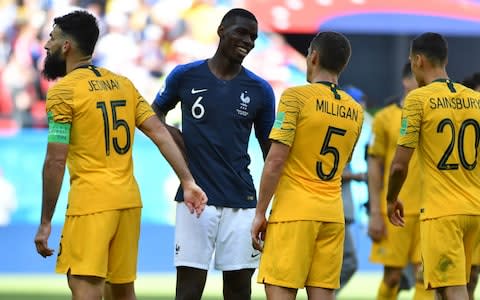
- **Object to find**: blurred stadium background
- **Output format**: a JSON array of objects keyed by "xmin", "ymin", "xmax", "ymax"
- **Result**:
[{"xmin": 0, "ymin": 0, "xmax": 479, "ymax": 298}]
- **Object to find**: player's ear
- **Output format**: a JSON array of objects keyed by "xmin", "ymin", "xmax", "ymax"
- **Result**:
[
  {"xmin": 411, "ymin": 53, "xmax": 421, "ymax": 68},
  {"xmin": 217, "ymin": 25, "xmax": 224, "ymax": 39},
  {"xmin": 310, "ymin": 48, "xmax": 319, "ymax": 66},
  {"xmin": 62, "ymin": 40, "xmax": 71, "ymax": 54}
]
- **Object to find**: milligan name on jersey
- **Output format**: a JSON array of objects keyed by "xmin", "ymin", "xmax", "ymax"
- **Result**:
[
  {"xmin": 429, "ymin": 97, "xmax": 480, "ymax": 110},
  {"xmin": 87, "ymin": 79, "xmax": 120, "ymax": 92},
  {"xmin": 316, "ymin": 99, "xmax": 359, "ymax": 121}
]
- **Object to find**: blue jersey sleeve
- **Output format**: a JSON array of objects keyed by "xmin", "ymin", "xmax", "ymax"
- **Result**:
[
  {"xmin": 153, "ymin": 65, "xmax": 183, "ymax": 112},
  {"xmin": 254, "ymin": 81, "xmax": 276, "ymax": 142}
]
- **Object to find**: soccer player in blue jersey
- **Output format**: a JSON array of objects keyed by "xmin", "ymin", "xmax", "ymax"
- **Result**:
[{"xmin": 151, "ymin": 8, "xmax": 275, "ymax": 300}]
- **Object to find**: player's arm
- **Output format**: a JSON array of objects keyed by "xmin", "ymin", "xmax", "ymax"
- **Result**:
[
  {"xmin": 343, "ymin": 170, "xmax": 367, "ymax": 182},
  {"xmin": 35, "ymin": 119, "xmax": 70, "ymax": 258},
  {"xmin": 367, "ymin": 155, "xmax": 386, "ymax": 241},
  {"xmin": 366, "ymin": 112, "xmax": 388, "ymax": 241},
  {"xmin": 387, "ymin": 92, "xmax": 422, "ymax": 226},
  {"xmin": 258, "ymin": 139, "xmax": 271, "ymax": 160},
  {"xmin": 251, "ymin": 141, "xmax": 290, "ymax": 251},
  {"xmin": 367, "ymin": 155, "xmax": 384, "ymax": 215},
  {"xmin": 139, "ymin": 115, "xmax": 207, "ymax": 216},
  {"xmin": 255, "ymin": 82, "xmax": 276, "ymax": 160},
  {"xmin": 41, "ymin": 143, "xmax": 68, "ymax": 224},
  {"xmin": 386, "ymin": 145, "xmax": 414, "ymax": 226},
  {"xmin": 152, "ymin": 103, "xmax": 186, "ymax": 158}
]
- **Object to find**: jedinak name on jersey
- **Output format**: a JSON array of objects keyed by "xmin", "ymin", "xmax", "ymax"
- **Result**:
[
  {"xmin": 87, "ymin": 79, "xmax": 120, "ymax": 92},
  {"xmin": 429, "ymin": 97, "xmax": 480, "ymax": 110},
  {"xmin": 316, "ymin": 99, "xmax": 359, "ymax": 121}
]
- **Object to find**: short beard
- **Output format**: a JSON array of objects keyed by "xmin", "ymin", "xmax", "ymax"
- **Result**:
[{"xmin": 42, "ymin": 50, "xmax": 66, "ymax": 81}]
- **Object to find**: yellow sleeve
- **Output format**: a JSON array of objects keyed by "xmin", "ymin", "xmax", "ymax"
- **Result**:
[
  {"xmin": 133, "ymin": 85, "xmax": 156, "ymax": 126},
  {"xmin": 398, "ymin": 92, "xmax": 423, "ymax": 149},
  {"xmin": 269, "ymin": 88, "xmax": 303, "ymax": 147},
  {"xmin": 368, "ymin": 111, "xmax": 386, "ymax": 157},
  {"xmin": 46, "ymin": 84, "xmax": 74, "ymax": 124}
]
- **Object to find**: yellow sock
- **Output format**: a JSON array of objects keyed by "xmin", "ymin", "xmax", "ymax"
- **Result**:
[
  {"xmin": 377, "ymin": 281, "xmax": 399, "ymax": 300},
  {"xmin": 413, "ymin": 282, "xmax": 435, "ymax": 300}
]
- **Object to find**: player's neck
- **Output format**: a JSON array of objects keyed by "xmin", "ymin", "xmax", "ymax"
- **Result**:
[
  {"xmin": 208, "ymin": 55, "xmax": 242, "ymax": 81},
  {"xmin": 311, "ymin": 69, "xmax": 338, "ymax": 85},
  {"xmin": 424, "ymin": 68, "xmax": 449, "ymax": 85},
  {"xmin": 66, "ymin": 55, "xmax": 93, "ymax": 75}
]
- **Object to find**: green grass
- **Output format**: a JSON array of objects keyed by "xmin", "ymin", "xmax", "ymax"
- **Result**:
[
  {"xmin": 0, "ymin": 272, "xmax": 418, "ymax": 299},
  {"xmin": 1, "ymin": 272, "xmax": 478, "ymax": 299}
]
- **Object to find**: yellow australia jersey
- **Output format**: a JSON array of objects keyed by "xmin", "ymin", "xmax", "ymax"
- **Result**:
[
  {"xmin": 268, "ymin": 82, "xmax": 364, "ymax": 223},
  {"xmin": 368, "ymin": 104, "xmax": 421, "ymax": 215},
  {"xmin": 398, "ymin": 79, "xmax": 480, "ymax": 220},
  {"xmin": 46, "ymin": 65, "xmax": 155, "ymax": 215}
]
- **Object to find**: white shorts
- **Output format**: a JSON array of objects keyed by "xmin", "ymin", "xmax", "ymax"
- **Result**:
[{"xmin": 174, "ymin": 203, "xmax": 260, "ymax": 271}]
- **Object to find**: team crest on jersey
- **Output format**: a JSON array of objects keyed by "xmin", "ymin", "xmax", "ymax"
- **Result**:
[{"xmin": 236, "ymin": 91, "xmax": 250, "ymax": 117}]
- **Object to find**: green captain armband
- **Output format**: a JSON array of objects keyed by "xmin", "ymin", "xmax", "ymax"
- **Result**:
[
  {"xmin": 400, "ymin": 117, "xmax": 408, "ymax": 136},
  {"xmin": 47, "ymin": 111, "xmax": 71, "ymax": 144},
  {"xmin": 273, "ymin": 111, "xmax": 285, "ymax": 129}
]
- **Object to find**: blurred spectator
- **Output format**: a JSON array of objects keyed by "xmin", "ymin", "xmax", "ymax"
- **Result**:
[
  {"xmin": 0, "ymin": 0, "xmax": 307, "ymax": 128},
  {"xmin": 462, "ymin": 72, "xmax": 480, "ymax": 91},
  {"xmin": 0, "ymin": 169, "xmax": 17, "ymax": 226}
]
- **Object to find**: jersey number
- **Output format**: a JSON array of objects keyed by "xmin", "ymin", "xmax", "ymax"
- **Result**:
[
  {"xmin": 437, "ymin": 118, "xmax": 480, "ymax": 170},
  {"xmin": 316, "ymin": 126, "xmax": 347, "ymax": 180},
  {"xmin": 192, "ymin": 96, "xmax": 205, "ymax": 119},
  {"xmin": 96, "ymin": 100, "xmax": 131, "ymax": 155}
]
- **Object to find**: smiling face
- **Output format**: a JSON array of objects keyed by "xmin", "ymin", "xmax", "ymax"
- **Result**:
[
  {"xmin": 218, "ymin": 16, "xmax": 258, "ymax": 64},
  {"xmin": 43, "ymin": 26, "xmax": 67, "ymax": 80}
]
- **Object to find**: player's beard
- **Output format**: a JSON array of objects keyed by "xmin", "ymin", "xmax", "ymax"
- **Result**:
[{"xmin": 42, "ymin": 49, "xmax": 66, "ymax": 81}]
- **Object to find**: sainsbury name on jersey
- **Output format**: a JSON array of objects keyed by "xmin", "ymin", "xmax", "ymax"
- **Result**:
[{"xmin": 429, "ymin": 96, "xmax": 480, "ymax": 110}]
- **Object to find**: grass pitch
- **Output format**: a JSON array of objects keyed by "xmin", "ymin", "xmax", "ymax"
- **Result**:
[{"xmin": 0, "ymin": 272, "xmax": 422, "ymax": 299}]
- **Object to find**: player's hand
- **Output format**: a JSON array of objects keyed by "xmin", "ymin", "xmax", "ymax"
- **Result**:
[
  {"xmin": 182, "ymin": 181, "xmax": 208, "ymax": 217},
  {"xmin": 368, "ymin": 212, "xmax": 386, "ymax": 242},
  {"xmin": 251, "ymin": 214, "xmax": 267, "ymax": 252},
  {"xmin": 34, "ymin": 223, "xmax": 54, "ymax": 258},
  {"xmin": 387, "ymin": 200, "xmax": 405, "ymax": 227}
]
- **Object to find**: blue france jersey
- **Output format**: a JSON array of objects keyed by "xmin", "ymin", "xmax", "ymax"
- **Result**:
[{"xmin": 154, "ymin": 60, "xmax": 275, "ymax": 208}]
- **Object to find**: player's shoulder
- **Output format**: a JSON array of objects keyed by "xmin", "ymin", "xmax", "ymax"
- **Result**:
[
  {"xmin": 455, "ymin": 82, "xmax": 480, "ymax": 97},
  {"xmin": 279, "ymin": 84, "xmax": 316, "ymax": 104},
  {"xmin": 47, "ymin": 76, "xmax": 75, "ymax": 99},
  {"xmin": 404, "ymin": 85, "xmax": 434, "ymax": 103},
  {"xmin": 377, "ymin": 103, "xmax": 400, "ymax": 116},
  {"xmin": 171, "ymin": 59, "xmax": 207, "ymax": 76},
  {"xmin": 369, "ymin": 104, "xmax": 398, "ymax": 127},
  {"xmin": 102, "ymin": 67, "xmax": 135, "ymax": 85},
  {"xmin": 283, "ymin": 83, "xmax": 310, "ymax": 94},
  {"xmin": 242, "ymin": 66, "xmax": 272, "ymax": 89}
]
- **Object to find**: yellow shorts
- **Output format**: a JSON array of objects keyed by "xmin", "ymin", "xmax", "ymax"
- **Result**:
[
  {"xmin": 472, "ymin": 236, "xmax": 480, "ymax": 266},
  {"xmin": 421, "ymin": 215, "xmax": 480, "ymax": 289},
  {"xmin": 56, "ymin": 208, "xmax": 141, "ymax": 284},
  {"xmin": 370, "ymin": 214, "xmax": 421, "ymax": 267},
  {"xmin": 257, "ymin": 220, "xmax": 344, "ymax": 289}
]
